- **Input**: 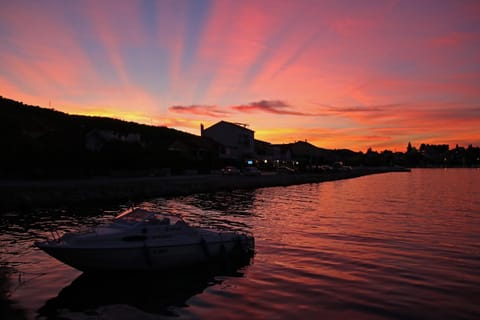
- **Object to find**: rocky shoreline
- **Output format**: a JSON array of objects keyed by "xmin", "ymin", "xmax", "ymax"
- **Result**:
[{"xmin": 0, "ymin": 167, "xmax": 409, "ymax": 211}]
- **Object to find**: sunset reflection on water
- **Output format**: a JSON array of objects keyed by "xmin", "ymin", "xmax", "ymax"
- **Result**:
[{"xmin": 1, "ymin": 169, "xmax": 480, "ymax": 319}]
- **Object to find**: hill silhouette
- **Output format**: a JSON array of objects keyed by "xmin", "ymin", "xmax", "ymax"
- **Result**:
[{"xmin": 0, "ymin": 96, "xmax": 217, "ymax": 179}]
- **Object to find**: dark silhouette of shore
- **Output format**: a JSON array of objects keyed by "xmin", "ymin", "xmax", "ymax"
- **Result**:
[
  {"xmin": 2, "ymin": 96, "xmax": 478, "ymax": 183},
  {"xmin": 0, "ymin": 167, "xmax": 409, "ymax": 210}
]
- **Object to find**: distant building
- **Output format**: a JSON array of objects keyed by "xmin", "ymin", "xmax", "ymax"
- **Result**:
[
  {"xmin": 201, "ymin": 121, "xmax": 254, "ymax": 161},
  {"xmin": 271, "ymin": 144, "xmax": 292, "ymax": 163},
  {"xmin": 168, "ymin": 135, "xmax": 217, "ymax": 162},
  {"xmin": 254, "ymin": 139, "xmax": 274, "ymax": 162}
]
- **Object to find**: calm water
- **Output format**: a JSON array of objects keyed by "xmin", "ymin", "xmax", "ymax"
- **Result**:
[{"xmin": 1, "ymin": 169, "xmax": 480, "ymax": 319}]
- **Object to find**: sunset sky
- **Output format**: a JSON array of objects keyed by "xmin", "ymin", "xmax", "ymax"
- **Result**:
[{"xmin": 1, "ymin": 0, "xmax": 479, "ymax": 151}]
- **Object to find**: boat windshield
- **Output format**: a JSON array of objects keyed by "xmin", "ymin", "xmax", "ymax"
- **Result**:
[{"xmin": 114, "ymin": 208, "xmax": 183, "ymax": 226}]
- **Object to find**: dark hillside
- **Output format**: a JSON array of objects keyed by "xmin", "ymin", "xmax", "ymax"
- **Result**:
[{"xmin": 0, "ymin": 96, "xmax": 216, "ymax": 178}]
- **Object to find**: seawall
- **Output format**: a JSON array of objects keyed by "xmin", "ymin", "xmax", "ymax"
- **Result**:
[{"xmin": 0, "ymin": 167, "xmax": 409, "ymax": 211}]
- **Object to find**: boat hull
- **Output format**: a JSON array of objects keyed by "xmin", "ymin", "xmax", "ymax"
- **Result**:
[{"xmin": 36, "ymin": 237, "xmax": 254, "ymax": 272}]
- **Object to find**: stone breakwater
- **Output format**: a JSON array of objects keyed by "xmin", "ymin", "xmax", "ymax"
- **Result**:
[{"xmin": 0, "ymin": 167, "xmax": 409, "ymax": 211}]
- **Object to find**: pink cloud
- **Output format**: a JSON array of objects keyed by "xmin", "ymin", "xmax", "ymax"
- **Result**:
[
  {"xmin": 169, "ymin": 100, "xmax": 313, "ymax": 117},
  {"xmin": 231, "ymin": 100, "xmax": 309, "ymax": 116}
]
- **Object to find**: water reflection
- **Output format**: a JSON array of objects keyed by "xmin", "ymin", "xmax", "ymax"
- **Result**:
[
  {"xmin": 184, "ymin": 190, "xmax": 257, "ymax": 214},
  {"xmin": 38, "ymin": 257, "xmax": 252, "ymax": 319},
  {"xmin": 2, "ymin": 169, "xmax": 480, "ymax": 319}
]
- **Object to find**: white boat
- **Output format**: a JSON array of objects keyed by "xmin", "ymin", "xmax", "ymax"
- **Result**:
[{"xmin": 35, "ymin": 208, "xmax": 255, "ymax": 272}]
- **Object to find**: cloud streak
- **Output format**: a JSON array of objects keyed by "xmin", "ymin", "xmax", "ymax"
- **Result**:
[
  {"xmin": 231, "ymin": 100, "xmax": 309, "ymax": 116},
  {"xmin": 169, "ymin": 105, "xmax": 230, "ymax": 118},
  {"xmin": 170, "ymin": 100, "xmax": 312, "ymax": 117}
]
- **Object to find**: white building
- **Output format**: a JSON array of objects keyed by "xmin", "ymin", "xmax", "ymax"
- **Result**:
[{"xmin": 201, "ymin": 121, "xmax": 254, "ymax": 160}]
